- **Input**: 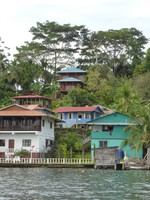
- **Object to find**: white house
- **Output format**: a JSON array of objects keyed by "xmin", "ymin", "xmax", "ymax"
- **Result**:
[{"xmin": 0, "ymin": 104, "xmax": 61, "ymax": 158}]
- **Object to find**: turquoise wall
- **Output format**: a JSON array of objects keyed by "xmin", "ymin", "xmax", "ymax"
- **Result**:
[{"xmin": 91, "ymin": 125, "xmax": 143, "ymax": 159}]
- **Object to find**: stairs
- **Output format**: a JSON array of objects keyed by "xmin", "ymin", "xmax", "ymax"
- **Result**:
[{"xmin": 81, "ymin": 136, "xmax": 91, "ymax": 145}]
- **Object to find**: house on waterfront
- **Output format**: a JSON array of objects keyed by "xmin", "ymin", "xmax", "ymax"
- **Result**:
[
  {"xmin": 87, "ymin": 112, "xmax": 143, "ymax": 160},
  {"xmin": 57, "ymin": 68, "xmax": 86, "ymax": 94},
  {"xmin": 0, "ymin": 102, "xmax": 62, "ymax": 158},
  {"xmin": 54, "ymin": 105, "xmax": 111, "ymax": 128}
]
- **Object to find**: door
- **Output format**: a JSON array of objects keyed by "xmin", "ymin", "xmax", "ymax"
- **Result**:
[{"xmin": 8, "ymin": 139, "xmax": 14, "ymax": 153}]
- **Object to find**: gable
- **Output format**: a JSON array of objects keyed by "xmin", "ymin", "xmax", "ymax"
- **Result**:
[
  {"xmin": 87, "ymin": 112, "xmax": 132, "ymax": 124},
  {"xmin": 0, "ymin": 104, "xmax": 30, "ymax": 111},
  {"xmin": 0, "ymin": 104, "xmax": 46, "ymax": 117}
]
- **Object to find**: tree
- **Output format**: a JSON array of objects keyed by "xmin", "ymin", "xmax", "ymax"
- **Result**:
[
  {"xmin": 58, "ymin": 87, "xmax": 99, "ymax": 107},
  {"xmin": 55, "ymin": 132, "xmax": 83, "ymax": 158},
  {"xmin": 0, "ymin": 37, "xmax": 14, "ymax": 106},
  {"xmin": 8, "ymin": 59, "xmax": 40, "ymax": 93},
  {"xmin": 77, "ymin": 28, "xmax": 148, "ymax": 76},
  {"xmin": 132, "ymin": 72, "xmax": 150, "ymax": 101},
  {"xmin": 142, "ymin": 48, "xmax": 150, "ymax": 73},
  {"xmin": 85, "ymin": 65, "xmax": 114, "ymax": 106},
  {"xmin": 112, "ymin": 78, "xmax": 142, "ymax": 116},
  {"xmin": 122, "ymin": 106, "xmax": 150, "ymax": 154},
  {"xmin": 15, "ymin": 21, "xmax": 88, "ymax": 85},
  {"xmin": 0, "ymin": 37, "xmax": 10, "ymax": 72}
]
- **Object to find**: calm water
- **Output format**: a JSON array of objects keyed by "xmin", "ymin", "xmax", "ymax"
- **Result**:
[{"xmin": 0, "ymin": 168, "xmax": 150, "ymax": 200}]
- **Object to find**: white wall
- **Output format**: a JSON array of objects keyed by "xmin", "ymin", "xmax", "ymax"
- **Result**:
[
  {"xmin": 0, "ymin": 133, "xmax": 39, "ymax": 153},
  {"xmin": 0, "ymin": 116, "xmax": 55, "ymax": 156}
]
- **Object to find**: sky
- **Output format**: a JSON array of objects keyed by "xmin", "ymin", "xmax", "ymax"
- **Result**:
[{"xmin": 0, "ymin": 0, "xmax": 150, "ymax": 57}]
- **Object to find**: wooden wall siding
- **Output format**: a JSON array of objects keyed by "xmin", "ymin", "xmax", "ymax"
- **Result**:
[
  {"xmin": 95, "ymin": 147, "xmax": 118, "ymax": 166},
  {"xmin": 147, "ymin": 147, "xmax": 150, "ymax": 166},
  {"xmin": 15, "ymin": 98, "xmax": 51, "ymax": 108},
  {"xmin": 60, "ymin": 84, "xmax": 81, "ymax": 92},
  {"xmin": 59, "ymin": 72, "xmax": 85, "ymax": 80}
]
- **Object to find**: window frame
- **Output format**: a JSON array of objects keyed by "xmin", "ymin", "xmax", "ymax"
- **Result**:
[
  {"xmin": 0, "ymin": 139, "xmax": 5, "ymax": 147},
  {"xmin": 22, "ymin": 139, "xmax": 31, "ymax": 147},
  {"xmin": 102, "ymin": 125, "xmax": 113, "ymax": 131},
  {"xmin": 99, "ymin": 141, "xmax": 108, "ymax": 148},
  {"xmin": 50, "ymin": 122, "xmax": 53, "ymax": 129}
]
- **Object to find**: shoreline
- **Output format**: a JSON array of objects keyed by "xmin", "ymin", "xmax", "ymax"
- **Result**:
[{"xmin": 0, "ymin": 163, "xmax": 95, "ymax": 168}]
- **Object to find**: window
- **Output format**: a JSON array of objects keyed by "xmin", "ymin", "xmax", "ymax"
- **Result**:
[
  {"xmin": 50, "ymin": 122, "xmax": 53, "ymax": 129},
  {"xmin": 22, "ymin": 139, "xmax": 31, "ymax": 147},
  {"xmin": 78, "ymin": 113, "xmax": 83, "ymax": 120},
  {"xmin": 43, "ymin": 120, "xmax": 45, "ymax": 127},
  {"xmin": 102, "ymin": 125, "xmax": 113, "ymax": 131},
  {"xmin": 60, "ymin": 113, "xmax": 63, "ymax": 119},
  {"xmin": 85, "ymin": 113, "xmax": 90, "ymax": 118},
  {"xmin": 99, "ymin": 141, "xmax": 107, "ymax": 148},
  {"xmin": 0, "ymin": 140, "xmax": 5, "ymax": 146},
  {"xmin": 46, "ymin": 139, "xmax": 53, "ymax": 147},
  {"xmin": 68, "ymin": 113, "xmax": 72, "ymax": 119},
  {"xmin": 46, "ymin": 139, "xmax": 50, "ymax": 147}
]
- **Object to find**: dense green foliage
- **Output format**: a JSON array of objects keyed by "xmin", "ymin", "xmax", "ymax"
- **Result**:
[
  {"xmin": 0, "ymin": 21, "xmax": 150, "ymax": 151},
  {"xmin": 54, "ymin": 132, "xmax": 83, "ymax": 158}
]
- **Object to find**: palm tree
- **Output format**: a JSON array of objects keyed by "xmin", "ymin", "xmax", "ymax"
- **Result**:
[{"xmin": 122, "ymin": 106, "xmax": 150, "ymax": 154}]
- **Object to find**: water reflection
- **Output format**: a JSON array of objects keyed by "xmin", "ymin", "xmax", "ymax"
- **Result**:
[{"xmin": 0, "ymin": 168, "xmax": 149, "ymax": 200}]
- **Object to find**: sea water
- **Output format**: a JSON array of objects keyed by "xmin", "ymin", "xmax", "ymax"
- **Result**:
[{"xmin": 0, "ymin": 168, "xmax": 149, "ymax": 200}]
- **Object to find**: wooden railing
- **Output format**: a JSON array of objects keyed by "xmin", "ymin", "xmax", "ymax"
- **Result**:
[
  {"xmin": 0, "ymin": 125, "xmax": 41, "ymax": 131},
  {"xmin": 0, "ymin": 158, "xmax": 95, "ymax": 165}
]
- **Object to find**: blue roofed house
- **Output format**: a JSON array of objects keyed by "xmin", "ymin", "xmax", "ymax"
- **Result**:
[
  {"xmin": 57, "ymin": 68, "xmax": 86, "ymax": 94},
  {"xmin": 87, "ymin": 112, "xmax": 143, "ymax": 160},
  {"xmin": 53, "ymin": 106, "xmax": 110, "ymax": 128}
]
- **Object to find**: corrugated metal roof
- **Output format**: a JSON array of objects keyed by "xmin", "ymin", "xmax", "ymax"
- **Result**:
[
  {"xmin": 54, "ymin": 106, "xmax": 100, "ymax": 113},
  {"xmin": 58, "ymin": 77, "xmax": 83, "ymax": 82},
  {"xmin": 57, "ymin": 68, "xmax": 86, "ymax": 73}
]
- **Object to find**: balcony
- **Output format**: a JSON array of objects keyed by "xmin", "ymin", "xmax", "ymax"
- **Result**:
[{"xmin": 0, "ymin": 125, "xmax": 41, "ymax": 132}]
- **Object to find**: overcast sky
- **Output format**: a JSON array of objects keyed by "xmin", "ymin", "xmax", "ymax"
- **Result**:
[{"xmin": 1, "ymin": 0, "xmax": 150, "ymax": 56}]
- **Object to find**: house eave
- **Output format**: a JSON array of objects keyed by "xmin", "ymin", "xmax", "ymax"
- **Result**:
[{"xmin": 87, "ymin": 122, "xmax": 137, "ymax": 125}]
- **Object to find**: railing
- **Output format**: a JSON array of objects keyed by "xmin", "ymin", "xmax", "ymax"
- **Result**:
[
  {"xmin": 0, "ymin": 158, "xmax": 95, "ymax": 165},
  {"xmin": 0, "ymin": 125, "xmax": 41, "ymax": 131}
]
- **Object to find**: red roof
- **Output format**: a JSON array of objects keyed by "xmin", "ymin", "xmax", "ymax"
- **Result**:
[{"xmin": 54, "ymin": 106, "xmax": 100, "ymax": 113}]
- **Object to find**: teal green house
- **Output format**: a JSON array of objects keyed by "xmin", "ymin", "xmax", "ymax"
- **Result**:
[{"xmin": 87, "ymin": 112, "xmax": 143, "ymax": 159}]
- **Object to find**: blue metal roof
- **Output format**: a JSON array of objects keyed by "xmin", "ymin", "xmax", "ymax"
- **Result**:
[
  {"xmin": 57, "ymin": 68, "xmax": 86, "ymax": 73},
  {"xmin": 58, "ymin": 77, "xmax": 83, "ymax": 82}
]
